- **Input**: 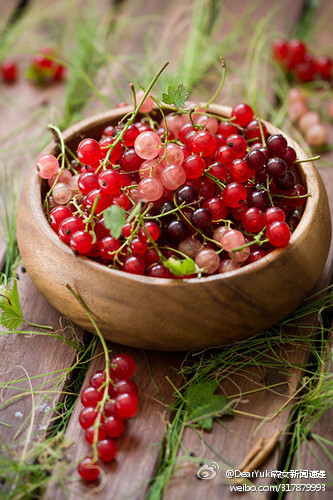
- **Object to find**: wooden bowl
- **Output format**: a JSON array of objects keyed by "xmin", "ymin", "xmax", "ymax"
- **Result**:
[{"xmin": 16, "ymin": 104, "xmax": 331, "ymax": 350}]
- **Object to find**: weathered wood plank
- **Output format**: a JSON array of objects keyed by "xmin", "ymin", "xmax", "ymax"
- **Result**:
[
  {"xmin": 0, "ymin": 270, "xmax": 85, "ymax": 445},
  {"xmin": 163, "ymin": 167, "xmax": 333, "ymax": 500}
]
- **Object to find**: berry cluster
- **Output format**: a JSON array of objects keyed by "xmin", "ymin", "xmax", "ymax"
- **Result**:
[
  {"xmin": 1, "ymin": 48, "xmax": 66, "ymax": 85},
  {"xmin": 77, "ymin": 353, "xmax": 138, "ymax": 482},
  {"xmin": 272, "ymin": 38, "xmax": 332, "ymax": 83},
  {"xmin": 288, "ymin": 88, "xmax": 329, "ymax": 147},
  {"xmin": 39, "ymin": 96, "xmax": 308, "ymax": 279}
]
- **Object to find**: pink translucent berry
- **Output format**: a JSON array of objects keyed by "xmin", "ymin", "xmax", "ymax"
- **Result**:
[
  {"xmin": 195, "ymin": 249, "xmax": 220, "ymax": 274},
  {"xmin": 220, "ymin": 229, "xmax": 245, "ymax": 252},
  {"xmin": 36, "ymin": 154, "xmax": 59, "ymax": 179},
  {"xmin": 139, "ymin": 159, "xmax": 160, "ymax": 179},
  {"xmin": 137, "ymin": 177, "xmax": 164, "ymax": 201},
  {"xmin": 213, "ymin": 226, "xmax": 228, "ymax": 243},
  {"xmin": 136, "ymin": 90, "xmax": 154, "ymax": 113},
  {"xmin": 194, "ymin": 115, "xmax": 218, "ymax": 134},
  {"xmin": 228, "ymin": 246, "xmax": 250, "ymax": 263},
  {"xmin": 134, "ymin": 131, "xmax": 162, "ymax": 160},
  {"xmin": 160, "ymin": 165, "xmax": 186, "ymax": 190},
  {"xmin": 164, "ymin": 114, "xmax": 185, "ymax": 138},
  {"xmin": 219, "ymin": 259, "xmax": 240, "ymax": 273},
  {"xmin": 161, "ymin": 143, "xmax": 184, "ymax": 166},
  {"xmin": 48, "ymin": 168, "xmax": 72, "ymax": 187},
  {"xmin": 52, "ymin": 182, "xmax": 72, "ymax": 205}
]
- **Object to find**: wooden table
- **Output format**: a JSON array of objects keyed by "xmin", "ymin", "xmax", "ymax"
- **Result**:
[{"xmin": 0, "ymin": 1, "xmax": 332, "ymax": 499}]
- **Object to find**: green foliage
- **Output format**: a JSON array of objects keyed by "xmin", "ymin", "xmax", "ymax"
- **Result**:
[
  {"xmin": 161, "ymin": 83, "xmax": 189, "ymax": 108},
  {"xmin": 103, "ymin": 205, "xmax": 126, "ymax": 239},
  {"xmin": 163, "ymin": 257, "xmax": 196, "ymax": 277},
  {"xmin": 185, "ymin": 381, "xmax": 232, "ymax": 430},
  {"xmin": 0, "ymin": 279, "xmax": 24, "ymax": 330}
]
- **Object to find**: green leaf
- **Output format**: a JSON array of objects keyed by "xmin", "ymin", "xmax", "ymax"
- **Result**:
[
  {"xmin": 103, "ymin": 205, "xmax": 126, "ymax": 239},
  {"xmin": 185, "ymin": 381, "xmax": 233, "ymax": 430},
  {"xmin": 0, "ymin": 279, "xmax": 24, "ymax": 330},
  {"xmin": 161, "ymin": 83, "xmax": 189, "ymax": 108},
  {"xmin": 163, "ymin": 257, "xmax": 196, "ymax": 277}
]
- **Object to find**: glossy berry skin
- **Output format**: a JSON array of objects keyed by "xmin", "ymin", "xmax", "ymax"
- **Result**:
[
  {"xmin": 89, "ymin": 370, "xmax": 105, "ymax": 389},
  {"xmin": 246, "ymin": 149, "xmax": 266, "ymax": 170},
  {"xmin": 217, "ymin": 121, "xmax": 238, "ymax": 137},
  {"xmin": 97, "ymin": 438, "xmax": 117, "ymax": 462},
  {"xmin": 79, "ymin": 407, "xmax": 98, "ymax": 429},
  {"xmin": 191, "ymin": 130, "xmax": 216, "ymax": 156},
  {"xmin": 81, "ymin": 386, "xmax": 103, "ymax": 407},
  {"xmin": 266, "ymin": 221, "xmax": 291, "ymax": 247},
  {"xmin": 283, "ymin": 146, "xmax": 297, "ymax": 166},
  {"xmin": 176, "ymin": 185, "xmax": 198, "ymax": 205},
  {"xmin": 50, "ymin": 206, "xmax": 72, "ymax": 231},
  {"xmin": 115, "ymin": 393, "xmax": 138, "ymax": 419},
  {"xmin": 98, "ymin": 170, "xmax": 122, "ymax": 195},
  {"xmin": 166, "ymin": 220, "xmax": 188, "ymax": 243},
  {"xmin": 148, "ymin": 263, "xmax": 174, "ymax": 279},
  {"xmin": 139, "ymin": 222, "xmax": 160, "ymax": 242},
  {"xmin": 77, "ymin": 138, "xmax": 101, "ymax": 166},
  {"xmin": 86, "ymin": 189, "xmax": 112, "ymax": 214},
  {"xmin": 263, "ymin": 207, "xmax": 285, "ymax": 226},
  {"xmin": 245, "ymin": 120, "xmax": 268, "ymax": 141},
  {"xmin": 274, "ymin": 170, "xmax": 296, "ymax": 190},
  {"xmin": 216, "ymin": 145, "xmax": 235, "ymax": 166},
  {"xmin": 229, "ymin": 159, "xmax": 252, "ymax": 183},
  {"xmin": 119, "ymin": 148, "xmax": 143, "ymax": 172},
  {"xmin": 203, "ymin": 197, "xmax": 228, "ymax": 220},
  {"xmin": 78, "ymin": 457, "xmax": 100, "ymax": 482},
  {"xmin": 99, "ymin": 136, "xmax": 123, "ymax": 163},
  {"xmin": 123, "ymin": 255, "xmax": 146, "ymax": 275},
  {"xmin": 85, "ymin": 425, "xmax": 106, "ymax": 444},
  {"xmin": 104, "ymin": 416, "xmax": 125, "ymax": 438},
  {"xmin": 110, "ymin": 354, "xmax": 136, "ymax": 379},
  {"xmin": 266, "ymin": 134, "xmax": 288, "ymax": 157},
  {"xmin": 99, "ymin": 236, "xmax": 121, "ymax": 260},
  {"xmin": 123, "ymin": 124, "xmax": 140, "ymax": 147},
  {"xmin": 36, "ymin": 153, "xmax": 59, "ymax": 179},
  {"xmin": 272, "ymin": 39, "xmax": 289, "ymax": 61},
  {"xmin": 191, "ymin": 208, "xmax": 212, "ymax": 230},
  {"xmin": 70, "ymin": 231, "xmax": 94, "ymax": 254},
  {"xmin": 266, "ymin": 157, "xmax": 287, "ymax": 179},
  {"xmin": 130, "ymin": 237, "xmax": 147, "ymax": 256},
  {"xmin": 208, "ymin": 162, "xmax": 228, "ymax": 181},
  {"xmin": 109, "ymin": 379, "xmax": 139, "ymax": 398},
  {"xmin": 241, "ymin": 207, "xmax": 264, "ymax": 233},
  {"xmin": 226, "ymin": 134, "xmax": 248, "ymax": 158},
  {"xmin": 78, "ymin": 172, "xmax": 99, "ymax": 194},
  {"xmin": 1, "ymin": 59, "xmax": 18, "ymax": 82},
  {"xmin": 222, "ymin": 182, "xmax": 247, "ymax": 208},
  {"xmin": 58, "ymin": 217, "xmax": 84, "ymax": 244},
  {"xmin": 231, "ymin": 103, "xmax": 254, "ymax": 127},
  {"xmin": 182, "ymin": 155, "xmax": 205, "ymax": 179}
]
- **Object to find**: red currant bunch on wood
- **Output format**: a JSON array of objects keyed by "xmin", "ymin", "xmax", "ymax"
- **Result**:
[{"xmin": 77, "ymin": 353, "xmax": 138, "ymax": 482}]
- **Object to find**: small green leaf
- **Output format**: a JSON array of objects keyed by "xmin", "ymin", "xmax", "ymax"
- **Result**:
[
  {"xmin": 0, "ymin": 279, "xmax": 24, "ymax": 330},
  {"xmin": 163, "ymin": 257, "xmax": 196, "ymax": 277},
  {"xmin": 161, "ymin": 83, "xmax": 189, "ymax": 108},
  {"xmin": 103, "ymin": 205, "xmax": 126, "ymax": 239},
  {"xmin": 185, "ymin": 381, "xmax": 233, "ymax": 430}
]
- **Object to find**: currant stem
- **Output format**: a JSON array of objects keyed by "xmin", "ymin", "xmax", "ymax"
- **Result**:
[
  {"xmin": 65, "ymin": 283, "xmax": 111, "ymax": 462},
  {"xmin": 205, "ymin": 57, "xmax": 226, "ymax": 108},
  {"xmin": 24, "ymin": 320, "xmax": 54, "ymax": 331},
  {"xmin": 294, "ymin": 155, "xmax": 320, "ymax": 164}
]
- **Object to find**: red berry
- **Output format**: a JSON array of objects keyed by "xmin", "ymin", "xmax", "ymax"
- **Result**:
[
  {"xmin": 241, "ymin": 207, "xmax": 264, "ymax": 233},
  {"xmin": 123, "ymin": 255, "xmax": 146, "ymax": 275},
  {"xmin": 81, "ymin": 386, "xmax": 103, "ymax": 407},
  {"xmin": 123, "ymin": 124, "xmax": 140, "ymax": 147},
  {"xmin": 263, "ymin": 207, "xmax": 285, "ymax": 226},
  {"xmin": 78, "ymin": 172, "xmax": 99, "ymax": 195},
  {"xmin": 50, "ymin": 206, "xmax": 72, "ymax": 231},
  {"xmin": 99, "ymin": 136, "xmax": 123, "ymax": 163},
  {"xmin": 272, "ymin": 39, "xmax": 289, "ymax": 62},
  {"xmin": 115, "ymin": 393, "xmax": 138, "ymax": 419},
  {"xmin": 182, "ymin": 155, "xmax": 205, "ymax": 179},
  {"xmin": 78, "ymin": 457, "xmax": 100, "ymax": 482},
  {"xmin": 231, "ymin": 103, "xmax": 254, "ymax": 127},
  {"xmin": 110, "ymin": 354, "xmax": 136, "ymax": 379},
  {"xmin": 79, "ymin": 407, "xmax": 98, "ymax": 429},
  {"xmin": 130, "ymin": 237, "xmax": 147, "ymax": 256},
  {"xmin": 58, "ymin": 217, "xmax": 84, "ymax": 244},
  {"xmin": 77, "ymin": 138, "xmax": 101, "ymax": 166},
  {"xmin": 222, "ymin": 182, "xmax": 247, "ymax": 208},
  {"xmin": 266, "ymin": 221, "xmax": 290, "ymax": 247},
  {"xmin": 226, "ymin": 134, "xmax": 248, "ymax": 158},
  {"xmin": 99, "ymin": 236, "xmax": 121, "ymax": 260},
  {"xmin": 97, "ymin": 438, "xmax": 117, "ymax": 462},
  {"xmin": 191, "ymin": 130, "xmax": 216, "ymax": 157},
  {"xmin": 104, "ymin": 415, "xmax": 125, "ymax": 438},
  {"xmin": 98, "ymin": 170, "xmax": 122, "ymax": 195},
  {"xmin": 217, "ymin": 121, "xmax": 238, "ymax": 137},
  {"xmin": 139, "ymin": 222, "xmax": 160, "ymax": 242},
  {"xmin": 85, "ymin": 425, "xmax": 106, "ymax": 444},
  {"xmin": 86, "ymin": 188, "xmax": 112, "ymax": 214},
  {"xmin": 70, "ymin": 231, "xmax": 94, "ymax": 254},
  {"xmin": 89, "ymin": 370, "xmax": 105, "ymax": 389},
  {"xmin": 215, "ymin": 145, "xmax": 235, "ymax": 166},
  {"xmin": 1, "ymin": 59, "xmax": 18, "ymax": 82}
]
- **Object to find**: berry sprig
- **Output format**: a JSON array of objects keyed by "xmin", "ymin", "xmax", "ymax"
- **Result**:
[
  {"xmin": 65, "ymin": 284, "xmax": 138, "ymax": 483},
  {"xmin": 272, "ymin": 38, "xmax": 332, "ymax": 83},
  {"xmin": 38, "ymin": 61, "xmax": 311, "ymax": 278}
]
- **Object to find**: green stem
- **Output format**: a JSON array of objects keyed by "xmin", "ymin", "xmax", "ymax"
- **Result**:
[
  {"xmin": 24, "ymin": 320, "xmax": 54, "ymax": 331},
  {"xmin": 205, "ymin": 57, "xmax": 226, "ymax": 108}
]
